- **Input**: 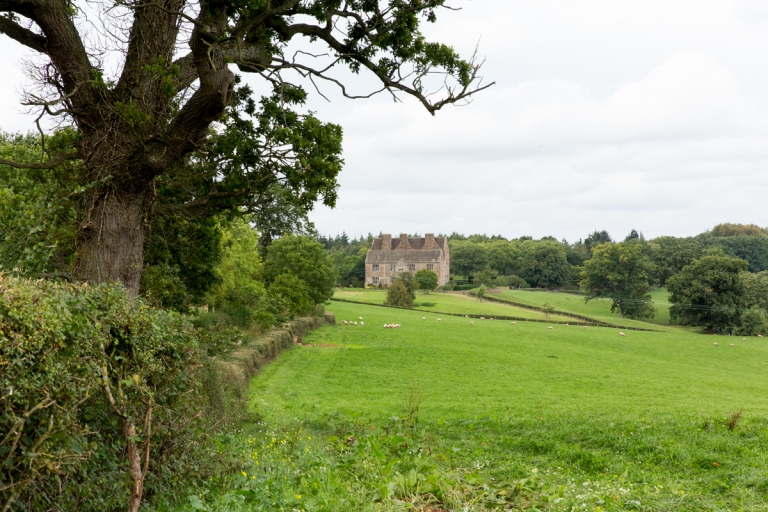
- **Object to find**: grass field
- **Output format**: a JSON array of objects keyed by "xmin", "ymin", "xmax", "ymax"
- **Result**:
[
  {"xmin": 495, "ymin": 288, "xmax": 679, "ymax": 331},
  {"xmin": 334, "ymin": 288, "xmax": 577, "ymax": 323},
  {"xmin": 180, "ymin": 301, "xmax": 768, "ymax": 511}
]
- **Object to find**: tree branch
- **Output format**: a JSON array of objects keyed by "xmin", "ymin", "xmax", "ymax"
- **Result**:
[
  {"xmin": 0, "ymin": 152, "xmax": 78, "ymax": 169},
  {"xmin": 0, "ymin": 15, "xmax": 47, "ymax": 54}
]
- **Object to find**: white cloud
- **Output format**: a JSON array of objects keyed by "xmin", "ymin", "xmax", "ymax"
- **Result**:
[{"xmin": 1, "ymin": 1, "xmax": 768, "ymax": 241}]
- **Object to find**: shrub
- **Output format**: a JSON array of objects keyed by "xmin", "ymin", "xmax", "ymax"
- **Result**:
[
  {"xmin": 267, "ymin": 273, "xmax": 313, "ymax": 323},
  {"xmin": 0, "ymin": 276, "xmax": 205, "ymax": 511},
  {"xmin": 506, "ymin": 275, "xmax": 530, "ymax": 288},
  {"xmin": 735, "ymin": 307, "xmax": 768, "ymax": 336},
  {"xmin": 385, "ymin": 279, "xmax": 414, "ymax": 308}
]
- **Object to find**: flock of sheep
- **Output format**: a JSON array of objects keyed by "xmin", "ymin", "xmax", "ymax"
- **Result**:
[
  {"xmin": 341, "ymin": 317, "xmax": 364, "ymax": 326},
  {"xmin": 339, "ymin": 314, "xmax": 760, "ymax": 348}
]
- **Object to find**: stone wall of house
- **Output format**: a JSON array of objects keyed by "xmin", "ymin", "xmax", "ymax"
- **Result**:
[{"xmin": 364, "ymin": 233, "xmax": 450, "ymax": 287}]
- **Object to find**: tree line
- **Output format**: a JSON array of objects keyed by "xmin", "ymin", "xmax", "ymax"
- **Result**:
[{"xmin": 322, "ymin": 225, "xmax": 768, "ymax": 334}]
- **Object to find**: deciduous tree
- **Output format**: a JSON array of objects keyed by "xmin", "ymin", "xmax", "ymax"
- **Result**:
[
  {"xmin": 667, "ymin": 254, "xmax": 747, "ymax": 334},
  {"xmin": 580, "ymin": 242, "xmax": 655, "ymax": 319},
  {"xmin": 0, "ymin": 0, "xmax": 491, "ymax": 293},
  {"xmin": 413, "ymin": 268, "xmax": 438, "ymax": 294}
]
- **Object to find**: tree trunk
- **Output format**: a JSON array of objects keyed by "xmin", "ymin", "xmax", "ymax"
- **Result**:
[
  {"xmin": 125, "ymin": 420, "xmax": 145, "ymax": 512},
  {"xmin": 74, "ymin": 189, "xmax": 149, "ymax": 295},
  {"xmin": 619, "ymin": 306, "xmax": 624, "ymax": 319},
  {"xmin": 707, "ymin": 325, "xmax": 714, "ymax": 335}
]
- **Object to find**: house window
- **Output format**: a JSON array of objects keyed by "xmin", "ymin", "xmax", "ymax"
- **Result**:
[
  {"xmin": 373, "ymin": 277, "xmax": 379, "ymax": 284},
  {"xmin": 427, "ymin": 263, "xmax": 434, "ymax": 271},
  {"xmin": 390, "ymin": 264, "xmax": 396, "ymax": 272},
  {"xmin": 372, "ymin": 264, "xmax": 379, "ymax": 272},
  {"xmin": 390, "ymin": 276, "xmax": 395, "ymax": 284},
  {"xmin": 408, "ymin": 264, "xmax": 416, "ymax": 272}
]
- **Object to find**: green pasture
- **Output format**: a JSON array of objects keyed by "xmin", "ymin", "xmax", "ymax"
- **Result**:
[
  {"xmin": 495, "ymin": 288, "xmax": 678, "ymax": 331},
  {"xmin": 333, "ymin": 288, "xmax": 575, "ymax": 323},
  {"xmin": 235, "ymin": 301, "xmax": 768, "ymax": 511}
]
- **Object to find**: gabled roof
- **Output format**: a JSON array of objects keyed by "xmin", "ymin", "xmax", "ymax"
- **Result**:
[
  {"xmin": 371, "ymin": 236, "xmax": 447, "ymax": 251},
  {"xmin": 365, "ymin": 250, "xmax": 443, "ymax": 264}
]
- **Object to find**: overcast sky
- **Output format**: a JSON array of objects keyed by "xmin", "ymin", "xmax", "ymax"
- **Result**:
[{"xmin": 2, "ymin": 1, "xmax": 768, "ymax": 242}]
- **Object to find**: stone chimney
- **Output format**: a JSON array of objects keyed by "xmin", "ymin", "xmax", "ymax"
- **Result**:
[
  {"xmin": 398, "ymin": 233, "xmax": 413, "ymax": 250},
  {"xmin": 424, "ymin": 233, "xmax": 440, "ymax": 250},
  {"xmin": 381, "ymin": 234, "xmax": 392, "ymax": 250}
]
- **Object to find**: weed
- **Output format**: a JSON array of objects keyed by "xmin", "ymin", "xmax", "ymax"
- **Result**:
[{"xmin": 726, "ymin": 408, "xmax": 744, "ymax": 431}]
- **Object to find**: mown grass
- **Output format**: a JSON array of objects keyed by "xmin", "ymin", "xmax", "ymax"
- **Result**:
[
  {"xmin": 496, "ymin": 288, "xmax": 679, "ymax": 331},
  {"xmin": 171, "ymin": 301, "xmax": 768, "ymax": 510},
  {"xmin": 334, "ymin": 288, "xmax": 575, "ymax": 323}
]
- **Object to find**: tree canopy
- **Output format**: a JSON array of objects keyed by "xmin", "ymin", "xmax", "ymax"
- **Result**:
[
  {"xmin": 414, "ymin": 268, "xmax": 438, "ymax": 293},
  {"xmin": 668, "ymin": 254, "xmax": 748, "ymax": 334},
  {"xmin": 0, "ymin": 0, "xmax": 491, "ymax": 293},
  {"xmin": 580, "ymin": 242, "xmax": 655, "ymax": 319},
  {"xmin": 263, "ymin": 234, "xmax": 336, "ymax": 305}
]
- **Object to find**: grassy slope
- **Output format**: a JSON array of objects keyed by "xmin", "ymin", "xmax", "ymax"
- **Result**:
[
  {"xmin": 248, "ymin": 301, "xmax": 768, "ymax": 510},
  {"xmin": 496, "ymin": 288, "xmax": 680, "ymax": 331},
  {"xmin": 334, "ymin": 288, "xmax": 576, "ymax": 323}
]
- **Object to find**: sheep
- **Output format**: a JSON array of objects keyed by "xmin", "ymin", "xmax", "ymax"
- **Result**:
[
  {"xmin": 547, "ymin": 326, "xmax": 553, "ymax": 330},
  {"xmin": 465, "ymin": 315, "xmax": 469, "ymax": 318},
  {"xmin": 564, "ymin": 323, "xmax": 569, "ymax": 327},
  {"xmin": 343, "ymin": 320, "xmax": 348, "ymax": 325},
  {"xmin": 353, "ymin": 321, "xmax": 358, "ymax": 326},
  {"xmin": 490, "ymin": 318, "xmax": 494, "ymax": 321},
  {"xmin": 470, "ymin": 321, "xmax": 474, "ymax": 325},
  {"xmin": 360, "ymin": 321, "xmax": 364, "ymax": 326},
  {"xmin": 619, "ymin": 332, "xmax": 626, "ymax": 337},
  {"xmin": 480, "ymin": 316, "xmax": 485, "ymax": 320},
  {"xmin": 584, "ymin": 326, "xmax": 588, "ymax": 329},
  {"xmin": 436, "ymin": 318, "xmax": 442, "ymax": 322},
  {"xmin": 731, "ymin": 343, "xmax": 735, "ymax": 347},
  {"xmin": 759, "ymin": 334, "xmax": 764, "ymax": 338},
  {"xmin": 714, "ymin": 342, "xmax": 718, "ymax": 346},
  {"xmin": 511, "ymin": 321, "xmax": 516, "ymax": 325},
  {"xmin": 743, "ymin": 338, "xmax": 747, "ymax": 341},
  {"xmin": 359, "ymin": 316, "xmax": 363, "ymax": 321},
  {"xmin": 383, "ymin": 324, "xmax": 388, "ymax": 328},
  {"xmin": 422, "ymin": 317, "xmax": 426, "ymax": 321}
]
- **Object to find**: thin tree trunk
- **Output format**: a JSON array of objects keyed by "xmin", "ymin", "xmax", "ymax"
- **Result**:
[
  {"xmin": 125, "ymin": 420, "xmax": 144, "ymax": 512},
  {"xmin": 74, "ymin": 189, "xmax": 149, "ymax": 295}
]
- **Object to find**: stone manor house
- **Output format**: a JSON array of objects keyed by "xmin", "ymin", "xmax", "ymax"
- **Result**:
[{"xmin": 365, "ymin": 234, "xmax": 451, "ymax": 287}]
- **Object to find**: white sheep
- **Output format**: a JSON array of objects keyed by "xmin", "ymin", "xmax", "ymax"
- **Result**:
[
  {"xmin": 511, "ymin": 321, "xmax": 516, "ymax": 325},
  {"xmin": 436, "ymin": 318, "xmax": 442, "ymax": 322},
  {"xmin": 383, "ymin": 324, "xmax": 387, "ymax": 328},
  {"xmin": 480, "ymin": 316, "xmax": 485, "ymax": 320},
  {"xmin": 759, "ymin": 334, "xmax": 763, "ymax": 338},
  {"xmin": 619, "ymin": 332, "xmax": 626, "ymax": 337},
  {"xmin": 714, "ymin": 342, "xmax": 718, "ymax": 346},
  {"xmin": 547, "ymin": 326, "xmax": 553, "ymax": 330},
  {"xmin": 422, "ymin": 317, "xmax": 426, "ymax": 321},
  {"xmin": 360, "ymin": 321, "xmax": 364, "ymax": 326},
  {"xmin": 359, "ymin": 316, "xmax": 363, "ymax": 321},
  {"xmin": 343, "ymin": 320, "xmax": 348, "ymax": 325},
  {"xmin": 731, "ymin": 343, "xmax": 735, "ymax": 347},
  {"xmin": 470, "ymin": 321, "xmax": 474, "ymax": 325},
  {"xmin": 584, "ymin": 326, "xmax": 588, "ymax": 329},
  {"xmin": 743, "ymin": 338, "xmax": 747, "ymax": 341},
  {"xmin": 490, "ymin": 318, "xmax": 494, "ymax": 320},
  {"xmin": 564, "ymin": 323, "xmax": 569, "ymax": 327}
]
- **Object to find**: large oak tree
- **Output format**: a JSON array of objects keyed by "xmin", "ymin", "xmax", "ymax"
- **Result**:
[{"xmin": 0, "ymin": 0, "xmax": 490, "ymax": 294}]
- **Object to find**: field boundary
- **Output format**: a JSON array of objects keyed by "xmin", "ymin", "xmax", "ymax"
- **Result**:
[{"xmin": 329, "ymin": 297, "xmax": 661, "ymax": 331}]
